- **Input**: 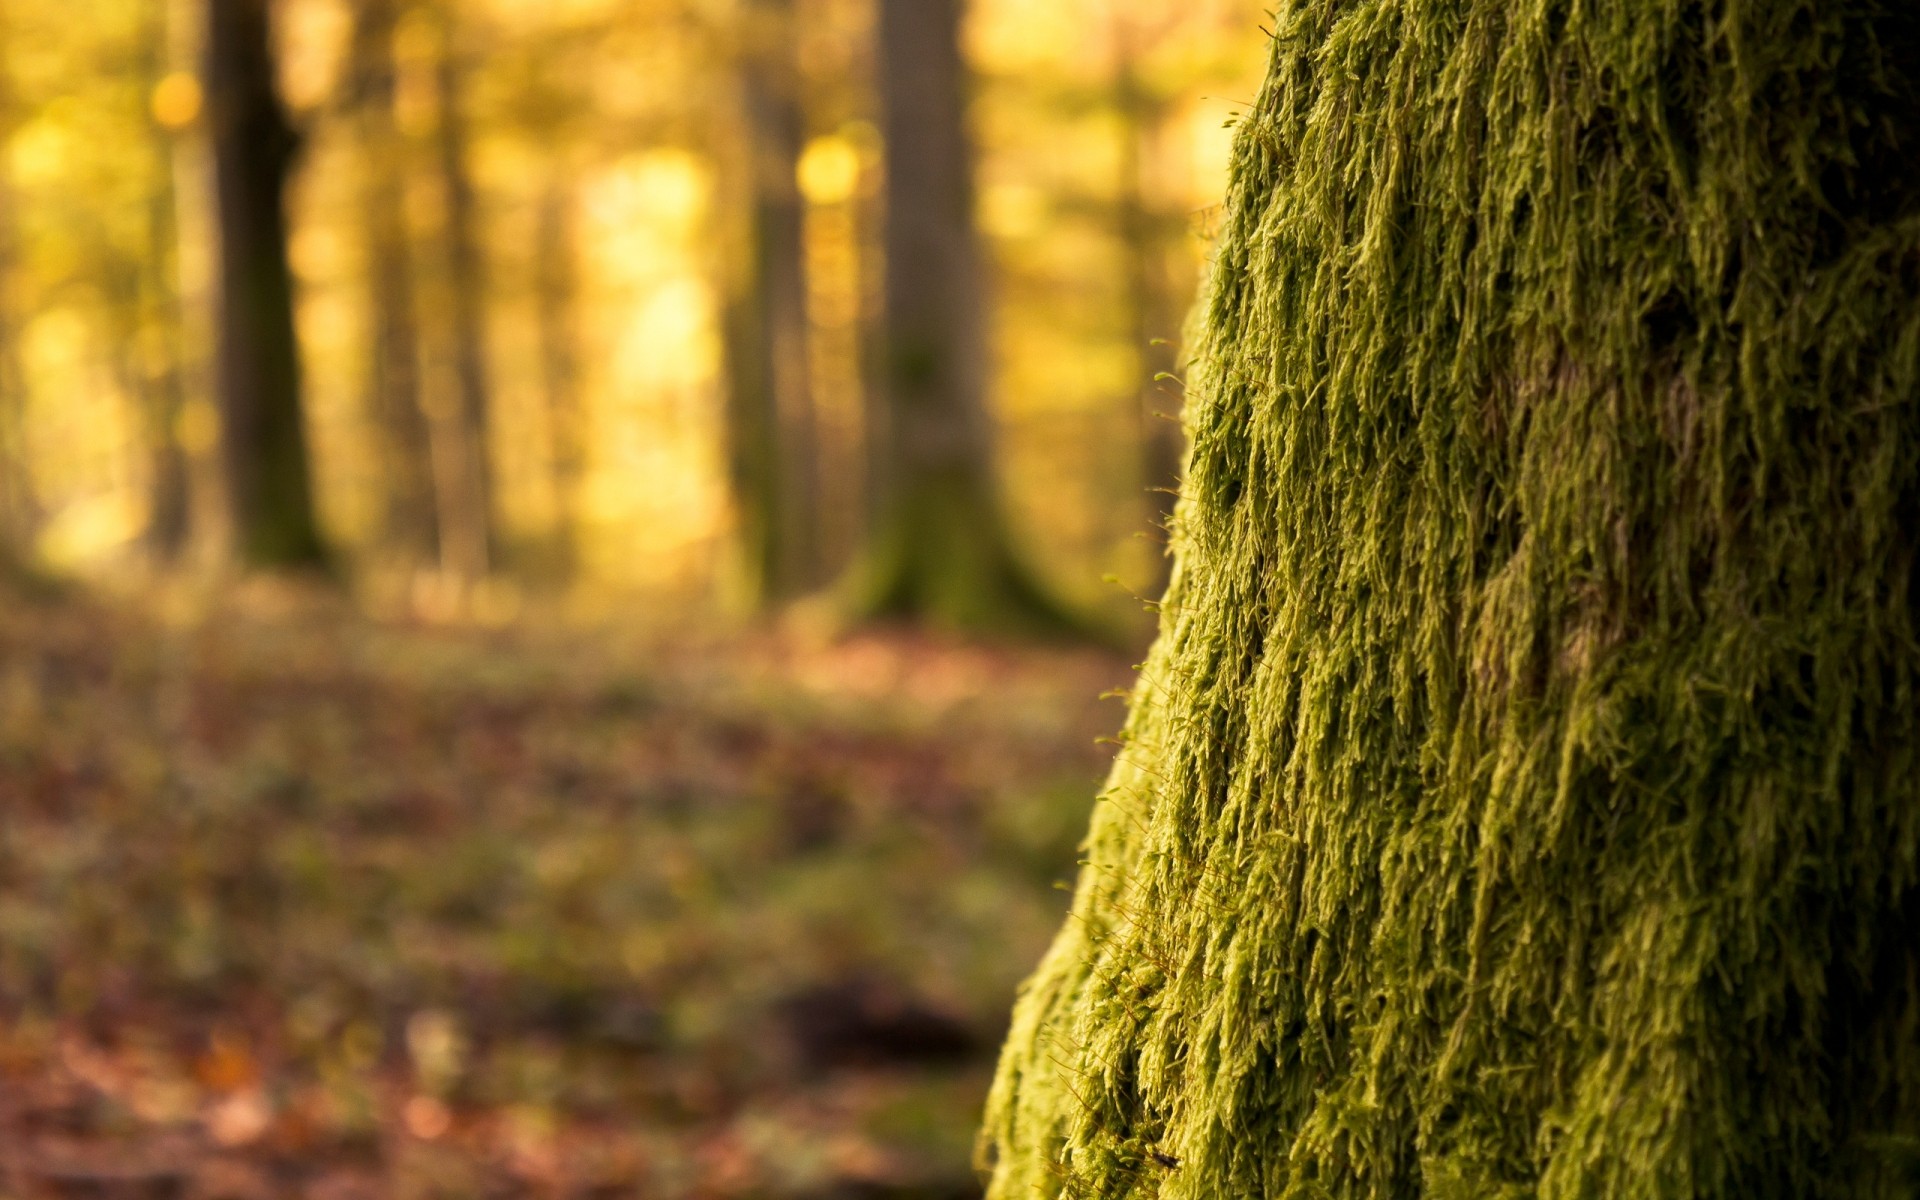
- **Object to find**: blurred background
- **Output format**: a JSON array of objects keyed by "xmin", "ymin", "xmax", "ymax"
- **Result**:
[{"xmin": 0, "ymin": 0, "xmax": 1267, "ymax": 1194}]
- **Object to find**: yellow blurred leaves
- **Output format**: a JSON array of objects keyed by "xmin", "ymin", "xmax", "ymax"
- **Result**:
[
  {"xmin": 38, "ymin": 492, "xmax": 142, "ymax": 569},
  {"xmin": 596, "ymin": 150, "xmax": 710, "ymax": 232},
  {"xmin": 393, "ymin": 11, "xmax": 443, "ymax": 139},
  {"xmin": 177, "ymin": 399, "xmax": 220, "ymax": 457},
  {"xmin": 289, "ymin": 224, "xmax": 345, "ymax": 281},
  {"xmin": 980, "ymin": 182, "xmax": 1046, "ymax": 240},
  {"xmin": 278, "ymin": 0, "xmax": 353, "ymax": 113},
  {"xmin": 798, "ymin": 135, "xmax": 861, "ymax": 205},
  {"xmin": 11, "ymin": 110, "xmax": 74, "ymax": 188},
  {"xmin": 151, "ymin": 72, "xmax": 203, "ymax": 130}
]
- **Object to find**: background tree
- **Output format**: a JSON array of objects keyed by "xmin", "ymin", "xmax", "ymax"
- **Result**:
[
  {"xmin": 1110, "ymin": 7, "xmax": 1186, "ymax": 598},
  {"xmin": 533, "ymin": 168, "xmax": 585, "ymax": 579},
  {"xmin": 0, "ymin": 10, "xmax": 31, "ymax": 574},
  {"xmin": 109, "ymin": 0, "xmax": 195, "ymax": 564},
  {"xmin": 717, "ymin": 0, "xmax": 822, "ymax": 607},
  {"xmin": 0, "ymin": 0, "xmax": 1267, "ymax": 610},
  {"xmin": 205, "ymin": 0, "xmax": 326, "ymax": 570},
  {"xmin": 848, "ymin": 0, "xmax": 1078, "ymax": 638},
  {"xmin": 345, "ymin": 0, "xmax": 437, "ymax": 574},
  {"xmin": 983, "ymin": 2, "xmax": 1920, "ymax": 1196},
  {"xmin": 424, "ymin": 2, "xmax": 493, "ymax": 585}
]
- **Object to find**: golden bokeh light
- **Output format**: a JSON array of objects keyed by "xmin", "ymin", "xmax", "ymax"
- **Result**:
[
  {"xmin": 151, "ymin": 72, "xmax": 204, "ymax": 130},
  {"xmin": 797, "ymin": 135, "xmax": 861, "ymax": 205}
]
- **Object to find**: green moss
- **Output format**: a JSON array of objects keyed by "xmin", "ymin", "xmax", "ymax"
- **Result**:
[
  {"xmin": 980, "ymin": 1, "xmax": 1920, "ymax": 1196},
  {"xmin": 842, "ymin": 463, "xmax": 1102, "ymax": 643}
]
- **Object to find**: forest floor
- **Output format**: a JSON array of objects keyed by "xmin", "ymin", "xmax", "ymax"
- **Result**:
[{"xmin": 0, "ymin": 582, "xmax": 1132, "ymax": 1199}]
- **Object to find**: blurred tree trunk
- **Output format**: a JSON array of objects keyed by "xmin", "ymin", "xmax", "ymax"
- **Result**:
[
  {"xmin": 0, "ymin": 16, "xmax": 33, "ymax": 570},
  {"xmin": 134, "ymin": 201, "xmax": 194, "ymax": 564},
  {"xmin": 347, "ymin": 0, "xmax": 438, "ymax": 571},
  {"xmin": 1113, "ymin": 20, "xmax": 1183, "ymax": 600},
  {"xmin": 852, "ymin": 0, "xmax": 1079, "ymax": 638},
  {"xmin": 205, "ymin": 0, "xmax": 328, "ymax": 571},
  {"xmin": 719, "ymin": 0, "xmax": 821, "ymax": 607},
  {"xmin": 130, "ymin": 3, "xmax": 192, "ymax": 564},
  {"xmin": 534, "ymin": 170, "xmax": 584, "ymax": 580},
  {"xmin": 427, "ymin": 11, "xmax": 493, "ymax": 584}
]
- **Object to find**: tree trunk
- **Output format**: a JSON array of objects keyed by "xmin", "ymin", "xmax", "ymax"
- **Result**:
[
  {"xmin": 534, "ymin": 170, "xmax": 584, "ymax": 580},
  {"xmin": 347, "ymin": 0, "xmax": 437, "ymax": 571},
  {"xmin": 205, "ymin": 0, "xmax": 327, "ymax": 570},
  {"xmin": 1112, "ymin": 22, "xmax": 1182, "ymax": 601},
  {"xmin": 719, "ymin": 0, "xmax": 821, "ymax": 607},
  {"xmin": 134, "ymin": 236, "xmax": 194, "ymax": 563},
  {"xmin": 983, "ymin": 3, "xmax": 1920, "ymax": 1197},
  {"xmin": 427, "ymin": 11, "xmax": 492, "ymax": 584},
  {"xmin": 0, "ymin": 14, "xmax": 33, "ymax": 568},
  {"xmin": 851, "ymin": 0, "xmax": 1079, "ymax": 638},
  {"xmin": 133, "ymin": 1, "xmax": 192, "ymax": 563}
]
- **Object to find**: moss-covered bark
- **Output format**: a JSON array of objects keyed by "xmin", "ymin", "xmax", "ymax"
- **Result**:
[
  {"xmin": 846, "ymin": 461, "xmax": 1087, "ymax": 640},
  {"xmin": 982, "ymin": 2, "xmax": 1920, "ymax": 1196}
]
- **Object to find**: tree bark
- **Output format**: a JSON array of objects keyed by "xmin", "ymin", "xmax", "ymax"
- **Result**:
[
  {"xmin": 131, "ymin": 1, "xmax": 192, "ymax": 563},
  {"xmin": 719, "ymin": 0, "xmax": 822, "ymax": 607},
  {"xmin": 534, "ymin": 170, "xmax": 584, "ymax": 580},
  {"xmin": 134, "ymin": 236, "xmax": 194, "ymax": 564},
  {"xmin": 427, "ymin": 11, "xmax": 493, "ymax": 584},
  {"xmin": 346, "ymin": 0, "xmax": 437, "ymax": 571},
  {"xmin": 851, "ymin": 0, "xmax": 1081, "ymax": 638},
  {"xmin": 205, "ymin": 0, "xmax": 327, "ymax": 570},
  {"xmin": 983, "ymin": 2, "xmax": 1920, "ymax": 1196},
  {"xmin": 0, "ymin": 14, "xmax": 33, "ymax": 567}
]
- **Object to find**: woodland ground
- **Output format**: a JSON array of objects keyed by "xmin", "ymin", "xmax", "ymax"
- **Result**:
[{"xmin": 0, "ymin": 583, "xmax": 1129, "ymax": 1199}]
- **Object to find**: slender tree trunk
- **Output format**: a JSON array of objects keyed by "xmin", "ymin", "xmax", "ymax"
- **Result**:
[
  {"xmin": 135, "ymin": 3, "xmax": 192, "ymax": 563},
  {"xmin": 136, "ymin": 234, "xmax": 194, "ymax": 563},
  {"xmin": 428, "ymin": 12, "xmax": 492, "ymax": 584},
  {"xmin": 534, "ymin": 170, "xmax": 584, "ymax": 579},
  {"xmin": 347, "ymin": 0, "xmax": 437, "ymax": 570},
  {"xmin": 1112, "ymin": 25, "xmax": 1182, "ymax": 600},
  {"xmin": 720, "ymin": 0, "xmax": 822, "ymax": 607},
  {"xmin": 162, "ymin": 0, "xmax": 224, "ymax": 572},
  {"xmin": 0, "ymin": 15, "xmax": 33, "ymax": 568},
  {"xmin": 984, "ymin": 3, "xmax": 1920, "ymax": 1196},
  {"xmin": 205, "ymin": 0, "xmax": 327, "ymax": 570},
  {"xmin": 852, "ymin": 0, "xmax": 1079, "ymax": 638},
  {"xmin": 104, "ymin": 249, "xmax": 191, "ymax": 565}
]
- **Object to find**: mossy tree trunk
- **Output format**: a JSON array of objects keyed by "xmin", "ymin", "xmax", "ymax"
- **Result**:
[
  {"xmin": 851, "ymin": 0, "xmax": 1080, "ymax": 638},
  {"xmin": 983, "ymin": 3, "xmax": 1920, "ymax": 1197},
  {"xmin": 347, "ymin": 0, "xmax": 439, "ymax": 573},
  {"xmin": 206, "ymin": 0, "xmax": 327, "ymax": 571},
  {"xmin": 720, "ymin": 0, "xmax": 823, "ymax": 607}
]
